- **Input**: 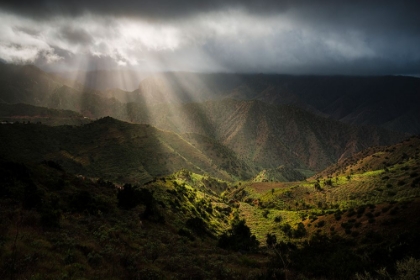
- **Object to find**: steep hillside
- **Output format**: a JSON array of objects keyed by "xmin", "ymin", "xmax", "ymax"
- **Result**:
[
  {"xmin": 317, "ymin": 135, "xmax": 420, "ymax": 180},
  {"xmin": 130, "ymin": 99, "xmax": 406, "ymax": 172},
  {"xmin": 0, "ymin": 117, "xmax": 253, "ymax": 183},
  {"xmin": 0, "ymin": 63, "xmax": 80, "ymax": 106}
]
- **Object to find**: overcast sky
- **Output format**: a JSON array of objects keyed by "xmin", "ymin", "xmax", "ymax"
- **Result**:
[{"xmin": 0, "ymin": 0, "xmax": 419, "ymax": 75}]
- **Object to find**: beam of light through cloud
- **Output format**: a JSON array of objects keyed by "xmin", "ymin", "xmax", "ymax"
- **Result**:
[{"xmin": 0, "ymin": 1, "xmax": 419, "ymax": 75}]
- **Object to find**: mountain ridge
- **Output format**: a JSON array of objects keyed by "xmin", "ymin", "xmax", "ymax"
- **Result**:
[
  {"xmin": 1, "ymin": 63, "xmax": 419, "ymax": 134},
  {"xmin": 133, "ymin": 99, "xmax": 407, "ymax": 171}
]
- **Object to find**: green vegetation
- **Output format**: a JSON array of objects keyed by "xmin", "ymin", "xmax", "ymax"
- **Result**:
[
  {"xmin": 0, "ymin": 68, "xmax": 419, "ymax": 280},
  {"xmin": 1, "ymin": 134, "xmax": 420, "ymax": 279}
]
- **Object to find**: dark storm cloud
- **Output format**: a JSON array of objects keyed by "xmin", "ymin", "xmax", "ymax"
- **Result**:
[
  {"xmin": 295, "ymin": 1, "xmax": 420, "ymax": 37},
  {"xmin": 0, "ymin": 0, "xmax": 290, "ymax": 19},
  {"xmin": 0, "ymin": 0, "xmax": 419, "ymax": 75},
  {"xmin": 1, "ymin": 0, "xmax": 419, "ymax": 26}
]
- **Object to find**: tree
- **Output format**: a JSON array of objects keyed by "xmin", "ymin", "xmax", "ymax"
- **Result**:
[
  {"xmin": 324, "ymin": 179, "xmax": 333, "ymax": 187},
  {"xmin": 218, "ymin": 219, "xmax": 259, "ymax": 252},
  {"xmin": 117, "ymin": 184, "xmax": 138, "ymax": 209},
  {"xmin": 281, "ymin": 224, "xmax": 292, "ymax": 238},
  {"xmin": 139, "ymin": 189, "xmax": 165, "ymax": 223},
  {"xmin": 186, "ymin": 217, "xmax": 209, "ymax": 236},
  {"xmin": 117, "ymin": 185, "xmax": 164, "ymax": 223}
]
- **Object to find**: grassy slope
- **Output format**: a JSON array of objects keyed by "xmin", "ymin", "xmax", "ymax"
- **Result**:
[{"xmin": 224, "ymin": 136, "xmax": 420, "ymax": 244}]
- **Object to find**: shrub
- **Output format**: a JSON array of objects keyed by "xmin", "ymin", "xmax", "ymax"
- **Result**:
[
  {"xmin": 178, "ymin": 228, "xmax": 195, "ymax": 241},
  {"xmin": 357, "ymin": 206, "xmax": 366, "ymax": 218},
  {"xmin": 395, "ymin": 257, "xmax": 420, "ymax": 279},
  {"xmin": 69, "ymin": 190, "xmax": 96, "ymax": 213},
  {"xmin": 42, "ymin": 160, "xmax": 64, "ymax": 171},
  {"xmin": 293, "ymin": 223, "xmax": 307, "ymax": 238},
  {"xmin": 389, "ymin": 207, "xmax": 399, "ymax": 215},
  {"xmin": 286, "ymin": 234, "xmax": 366, "ymax": 279},
  {"xmin": 23, "ymin": 182, "xmax": 41, "ymax": 209},
  {"xmin": 382, "ymin": 206, "xmax": 391, "ymax": 213},
  {"xmin": 347, "ymin": 209, "xmax": 356, "ymax": 217},
  {"xmin": 186, "ymin": 217, "xmax": 209, "ymax": 236},
  {"xmin": 281, "ymin": 224, "xmax": 292, "ymax": 238},
  {"xmin": 334, "ymin": 212, "xmax": 342, "ymax": 221},
  {"xmin": 365, "ymin": 212, "xmax": 374, "ymax": 218},
  {"xmin": 387, "ymin": 191, "xmax": 397, "ymax": 197},
  {"xmin": 262, "ymin": 209, "xmax": 270, "ymax": 218},
  {"xmin": 341, "ymin": 222, "xmax": 352, "ymax": 230},
  {"xmin": 266, "ymin": 233, "xmax": 277, "ymax": 247},
  {"xmin": 87, "ymin": 252, "xmax": 103, "ymax": 267},
  {"xmin": 368, "ymin": 204, "xmax": 376, "ymax": 210},
  {"xmin": 40, "ymin": 196, "xmax": 61, "ymax": 228}
]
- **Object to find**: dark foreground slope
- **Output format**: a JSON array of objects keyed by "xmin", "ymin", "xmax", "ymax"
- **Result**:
[{"xmin": 0, "ymin": 159, "xmax": 266, "ymax": 279}]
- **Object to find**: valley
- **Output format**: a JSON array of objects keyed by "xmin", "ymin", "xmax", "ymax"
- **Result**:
[{"xmin": 0, "ymin": 63, "xmax": 420, "ymax": 279}]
